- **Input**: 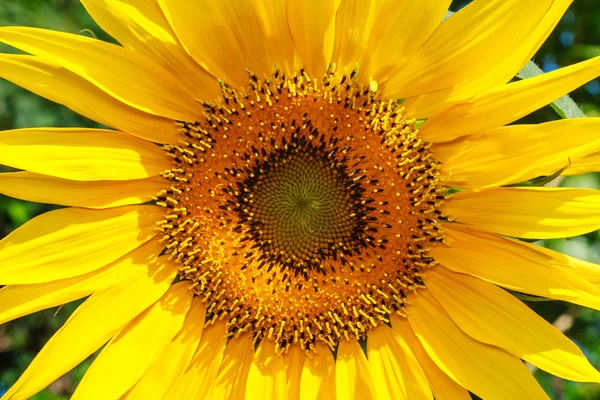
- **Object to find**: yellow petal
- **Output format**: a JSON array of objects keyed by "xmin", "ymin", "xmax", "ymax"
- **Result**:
[
  {"xmin": 80, "ymin": 0, "xmax": 220, "ymax": 100},
  {"xmin": 426, "ymin": 267, "xmax": 600, "ymax": 382},
  {"xmin": 0, "ymin": 26, "xmax": 201, "ymax": 121},
  {"xmin": 336, "ymin": 339, "xmax": 376, "ymax": 400},
  {"xmin": 567, "ymin": 260, "xmax": 600, "ymax": 288},
  {"xmin": 360, "ymin": 0, "xmax": 451, "ymax": 85},
  {"xmin": 435, "ymin": 118, "xmax": 600, "ymax": 188},
  {"xmin": 216, "ymin": 0, "xmax": 277, "ymax": 76},
  {"xmin": 382, "ymin": 0, "xmax": 554, "ymax": 99},
  {"xmin": 246, "ymin": 341, "xmax": 288, "ymax": 400},
  {"xmin": 159, "ymin": 0, "xmax": 271, "ymax": 87},
  {"xmin": 443, "ymin": 187, "xmax": 600, "ymax": 239},
  {"xmin": 367, "ymin": 323, "xmax": 432, "ymax": 400},
  {"xmin": 72, "ymin": 281, "xmax": 193, "ymax": 399},
  {"xmin": 163, "ymin": 322, "xmax": 227, "ymax": 400},
  {"xmin": 511, "ymin": 236, "xmax": 600, "ymax": 288},
  {"xmin": 125, "ymin": 298, "xmax": 206, "ymax": 400},
  {"xmin": 402, "ymin": 0, "xmax": 573, "ymax": 119},
  {"xmin": 0, "ymin": 172, "xmax": 166, "ymax": 209},
  {"xmin": 408, "ymin": 290, "xmax": 549, "ymax": 400},
  {"xmin": 1, "ymin": 254, "xmax": 177, "ymax": 400},
  {"xmin": 255, "ymin": 0, "xmax": 299, "ymax": 75},
  {"xmin": 564, "ymin": 150, "xmax": 600, "ymax": 176},
  {"xmin": 300, "ymin": 342, "xmax": 336, "ymax": 400},
  {"xmin": 209, "ymin": 334, "xmax": 254, "ymax": 400},
  {"xmin": 0, "ymin": 239, "xmax": 165, "ymax": 325},
  {"xmin": 391, "ymin": 315, "xmax": 471, "ymax": 400},
  {"xmin": 432, "ymin": 223, "xmax": 600, "ymax": 310},
  {"xmin": 0, "ymin": 54, "xmax": 181, "ymax": 144},
  {"xmin": 549, "ymin": 257, "xmax": 600, "ymax": 288},
  {"xmin": 287, "ymin": 0, "xmax": 341, "ymax": 78},
  {"xmin": 330, "ymin": 0, "xmax": 383, "ymax": 72},
  {"xmin": 0, "ymin": 128, "xmax": 170, "ymax": 181},
  {"xmin": 0, "ymin": 205, "xmax": 163, "ymax": 284},
  {"xmin": 421, "ymin": 55, "xmax": 600, "ymax": 143},
  {"xmin": 284, "ymin": 344, "xmax": 306, "ymax": 400}
]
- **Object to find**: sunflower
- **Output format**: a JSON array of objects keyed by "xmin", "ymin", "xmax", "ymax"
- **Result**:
[{"xmin": 1, "ymin": 0, "xmax": 600, "ymax": 399}]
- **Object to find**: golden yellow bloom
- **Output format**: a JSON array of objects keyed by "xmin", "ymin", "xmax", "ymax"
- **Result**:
[{"xmin": 1, "ymin": 0, "xmax": 600, "ymax": 399}]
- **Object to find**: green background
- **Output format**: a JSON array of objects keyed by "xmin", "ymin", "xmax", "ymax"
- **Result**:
[{"xmin": 0, "ymin": 0, "xmax": 599, "ymax": 398}]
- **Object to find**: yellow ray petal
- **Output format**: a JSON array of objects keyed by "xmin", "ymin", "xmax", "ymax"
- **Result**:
[
  {"xmin": 426, "ymin": 267, "xmax": 600, "ymax": 383},
  {"xmin": 432, "ymin": 223, "xmax": 600, "ymax": 310},
  {"xmin": 255, "ymin": 0, "xmax": 299, "ymax": 75},
  {"xmin": 391, "ymin": 316, "xmax": 471, "ymax": 400},
  {"xmin": 0, "ymin": 172, "xmax": 166, "ymax": 209},
  {"xmin": 567, "ymin": 260, "xmax": 600, "ymax": 288},
  {"xmin": 163, "ymin": 322, "xmax": 227, "ymax": 400},
  {"xmin": 382, "ymin": 0, "xmax": 553, "ymax": 99},
  {"xmin": 420, "ymin": 55, "xmax": 600, "ymax": 143},
  {"xmin": 300, "ymin": 342, "xmax": 336, "ymax": 400},
  {"xmin": 72, "ymin": 281, "xmax": 193, "ymax": 399},
  {"xmin": 330, "ymin": 0, "xmax": 383, "ymax": 72},
  {"xmin": 0, "ymin": 26, "xmax": 201, "ymax": 121},
  {"xmin": 246, "ymin": 341, "xmax": 288, "ymax": 400},
  {"xmin": 508, "ymin": 235, "xmax": 600, "ymax": 288},
  {"xmin": 0, "ymin": 239, "xmax": 164, "ymax": 325},
  {"xmin": 0, "ymin": 205, "xmax": 163, "ymax": 284},
  {"xmin": 159, "ymin": 0, "xmax": 272, "ymax": 88},
  {"xmin": 408, "ymin": 290, "xmax": 549, "ymax": 400},
  {"xmin": 443, "ymin": 187, "xmax": 600, "ymax": 239},
  {"xmin": 209, "ymin": 334, "xmax": 254, "ymax": 400},
  {"xmin": 402, "ymin": 0, "xmax": 573, "ymax": 119},
  {"xmin": 284, "ymin": 344, "xmax": 306, "ymax": 400},
  {"xmin": 367, "ymin": 323, "xmax": 432, "ymax": 400},
  {"xmin": 547, "ymin": 257, "xmax": 600, "ymax": 288},
  {"xmin": 336, "ymin": 338, "xmax": 376, "ymax": 400},
  {"xmin": 434, "ymin": 119, "xmax": 600, "ymax": 188},
  {"xmin": 217, "ymin": 0, "xmax": 277, "ymax": 77},
  {"xmin": 360, "ymin": 0, "xmax": 451, "ymax": 85},
  {"xmin": 125, "ymin": 298, "xmax": 206, "ymax": 400},
  {"xmin": 287, "ymin": 0, "xmax": 341, "ymax": 78},
  {"xmin": 1, "ymin": 254, "xmax": 177, "ymax": 400},
  {"xmin": 0, "ymin": 55, "xmax": 182, "ymax": 144},
  {"xmin": 564, "ymin": 150, "xmax": 600, "ymax": 176},
  {"xmin": 0, "ymin": 128, "xmax": 170, "ymax": 181},
  {"xmin": 80, "ymin": 0, "xmax": 220, "ymax": 100}
]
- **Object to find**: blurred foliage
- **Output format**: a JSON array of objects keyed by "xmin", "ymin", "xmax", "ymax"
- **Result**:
[{"xmin": 0, "ymin": 0, "xmax": 599, "ymax": 399}]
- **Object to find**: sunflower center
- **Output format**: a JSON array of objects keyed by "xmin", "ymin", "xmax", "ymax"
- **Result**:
[
  {"xmin": 157, "ymin": 68, "xmax": 445, "ymax": 353},
  {"xmin": 225, "ymin": 128, "xmax": 375, "ymax": 272}
]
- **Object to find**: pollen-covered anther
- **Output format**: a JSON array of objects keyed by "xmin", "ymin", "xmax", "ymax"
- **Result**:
[{"xmin": 156, "ymin": 68, "xmax": 445, "ymax": 353}]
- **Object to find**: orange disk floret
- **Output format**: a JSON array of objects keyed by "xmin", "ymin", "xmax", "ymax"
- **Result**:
[{"xmin": 156, "ymin": 69, "xmax": 446, "ymax": 353}]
